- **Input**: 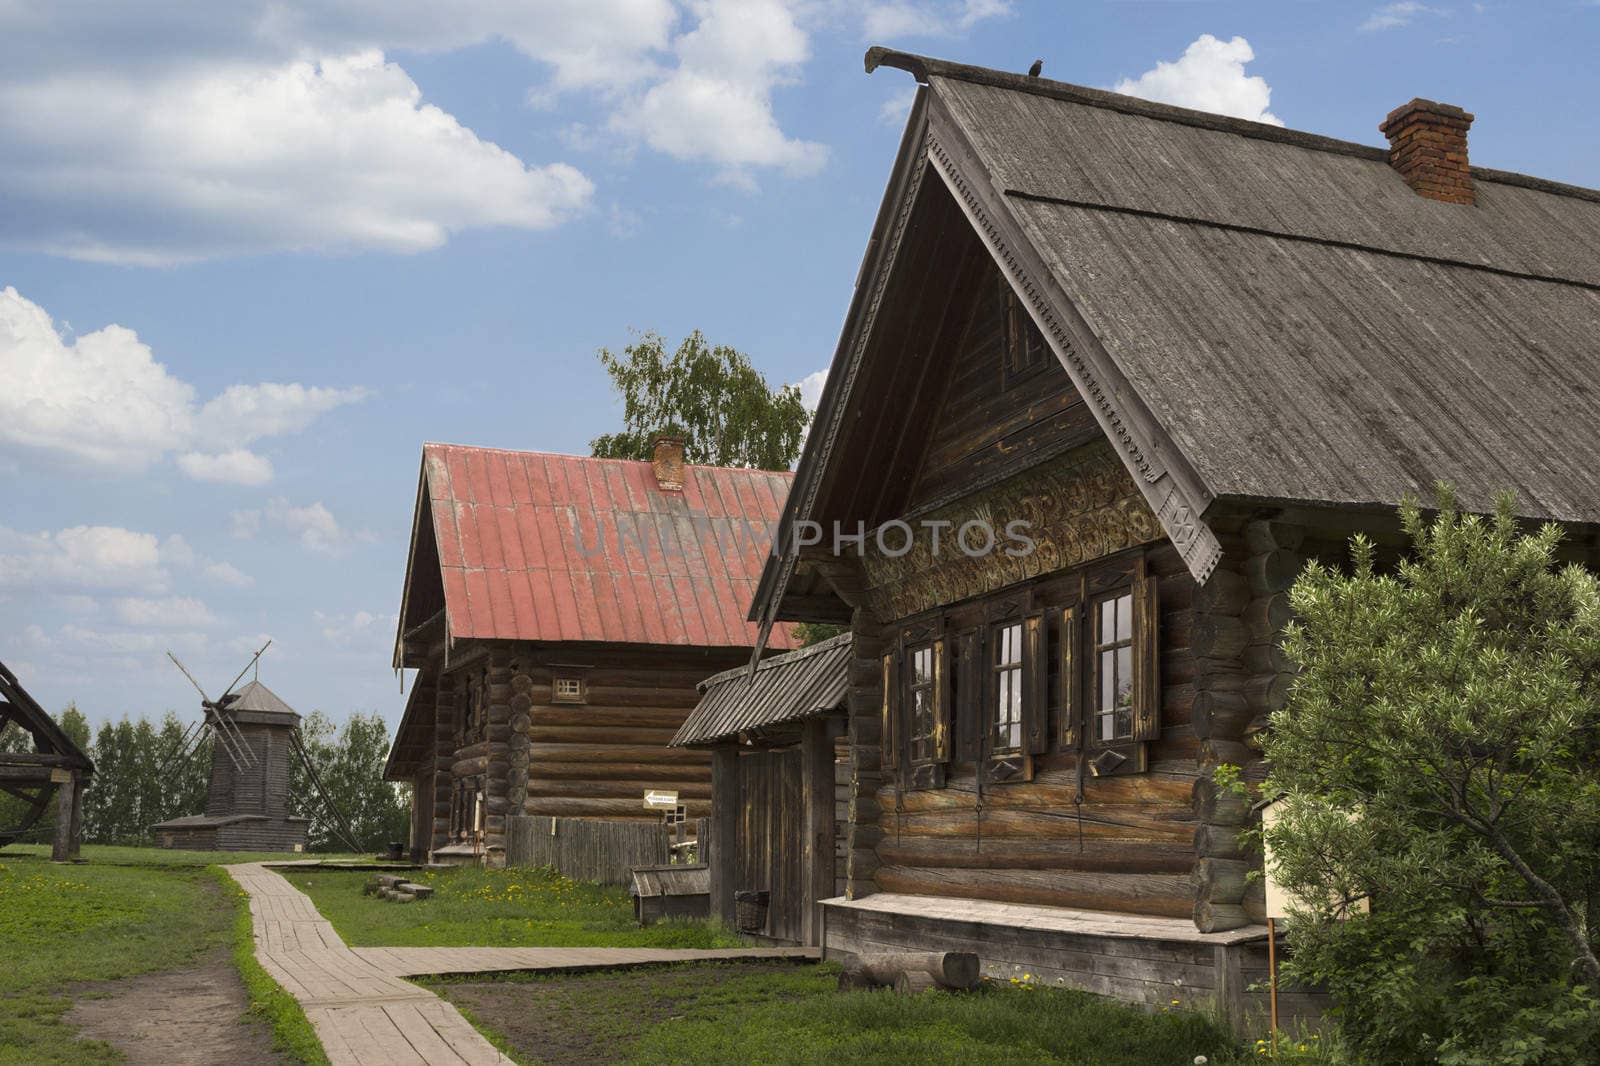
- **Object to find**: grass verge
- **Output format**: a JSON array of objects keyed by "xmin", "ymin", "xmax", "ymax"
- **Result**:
[
  {"xmin": 212, "ymin": 867, "xmax": 330, "ymax": 1066},
  {"xmin": 294, "ymin": 865, "xmax": 743, "ymax": 949},
  {"xmin": 0, "ymin": 853, "xmax": 234, "ymax": 1065},
  {"xmin": 424, "ymin": 959, "xmax": 1316, "ymax": 1066}
]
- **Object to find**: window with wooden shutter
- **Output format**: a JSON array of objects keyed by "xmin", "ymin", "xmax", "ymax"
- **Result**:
[
  {"xmin": 904, "ymin": 631, "xmax": 949, "ymax": 790},
  {"xmin": 1083, "ymin": 558, "xmax": 1157, "ymax": 776},
  {"xmin": 880, "ymin": 650, "xmax": 899, "ymax": 772}
]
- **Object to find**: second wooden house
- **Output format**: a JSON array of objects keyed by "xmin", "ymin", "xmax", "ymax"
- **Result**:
[
  {"xmin": 747, "ymin": 49, "xmax": 1600, "ymax": 1024},
  {"xmin": 385, "ymin": 436, "xmax": 796, "ymax": 865}
]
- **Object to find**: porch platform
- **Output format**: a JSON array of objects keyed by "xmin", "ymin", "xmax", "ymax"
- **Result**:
[{"xmin": 821, "ymin": 893, "xmax": 1321, "ymax": 1030}]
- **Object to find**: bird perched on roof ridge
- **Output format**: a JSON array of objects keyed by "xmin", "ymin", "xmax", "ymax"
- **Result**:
[{"xmin": 1027, "ymin": 59, "xmax": 1043, "ymax": 78}]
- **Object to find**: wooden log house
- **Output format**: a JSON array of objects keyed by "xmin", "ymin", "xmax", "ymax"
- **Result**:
[
  {"xmin": 671, "ymin": 632, "xmax": 852, "ymax": 945},
  {"xmin": 746, "ymin": 49, "xmax": 1600, "ymax": 1023},
  {"xmin": 384, "ymin": 437, "xmax": 796, "ymax": 865}
]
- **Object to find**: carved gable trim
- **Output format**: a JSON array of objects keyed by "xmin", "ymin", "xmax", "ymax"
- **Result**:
[
  {"xmin": 923, "ymin": 126, "xmax": 1222, "ymax": 585},
  {"xmin": 859, "ymin": 445, "xmax": 1164, "ymax": 621}
]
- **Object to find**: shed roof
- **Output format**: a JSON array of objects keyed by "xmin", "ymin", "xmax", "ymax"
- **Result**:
[
  {"xmin": 672, "ymin": 632, "xmax": 851, "ymax": 747},
  {"xmin": 395, "ymin": 443, "xmax": 798, "ymax": 663},
  {"xmin": 751, "ymin": 49, "xmax": 1600, "ymax": 643}
]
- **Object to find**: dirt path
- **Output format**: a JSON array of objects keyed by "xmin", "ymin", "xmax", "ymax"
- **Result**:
[{"xmin": 66, "ymin": 947, "xmax": 289, "ymax": 1066}]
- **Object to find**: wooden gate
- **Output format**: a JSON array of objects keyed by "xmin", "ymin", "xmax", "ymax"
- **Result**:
[{"xmin": 736, "ymin": 749, "xmax": 805, "ymax": 942}]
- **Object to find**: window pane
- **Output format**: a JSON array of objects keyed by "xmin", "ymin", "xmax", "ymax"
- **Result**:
[
  {"xmin": 1115, "ymin": 646, "xmax": 1133, "ymax": 738},
  {"xmin": 1116, "ymin": 592, "xmax": 1133, "ymax": 642},
  {"xmin": 1100, "ymin": 599, "xmax": 1114, "ymax": 642},
  {"xmin": 1099, "ymin": 648, "xmax": 1114, "ymax": 711}
]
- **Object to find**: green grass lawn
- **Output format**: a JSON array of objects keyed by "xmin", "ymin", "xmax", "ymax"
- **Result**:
[
  {"xmin": 0, "ymin": 852, "xmax": 238, "ymax": 1064},
  {"xmin": 427, "ymin": 960, "xmax": 1328, "ymax": 1066},
  {"xmin": 294, "ymin": 865, "xmax": 743, "ymax": 949},
  {"xmin": 3, "ymin": 842, "xmax": 369, "ymax": 867},
  {"xmin": 0, "ymin": 848, "xmax": 328, "ymax": 1065}
]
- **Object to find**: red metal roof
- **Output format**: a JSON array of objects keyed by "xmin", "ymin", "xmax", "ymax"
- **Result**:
[{"xmin": 399, "ymin": 443, "xmax": 798, "ymax": 653}]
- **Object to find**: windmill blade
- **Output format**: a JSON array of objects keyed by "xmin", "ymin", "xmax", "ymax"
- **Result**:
[
  {"xmin": 290, "ymin": 727, "xmax": 364, "ymax": 854},
  {"xmin": 205, "ymin": 698, "xmax": 256, "ymax": 770},
  {"xmin": 218, "ymin": 640, "xmax": 272, "ymax": 704},
  {"xmin": 153, "ymin": 717, "xmax": 206, "ymax": 777},
  {"xmin": 165, "ymin": 650, "xmax": 255, "ymax": 771}
]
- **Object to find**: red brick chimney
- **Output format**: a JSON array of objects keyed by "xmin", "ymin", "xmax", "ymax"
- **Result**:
[
  {"xmin": 651, "ymin": 435, "xmax": 685, "ymax": 492},
  {"xmin": 1379, "ymin": 98, "xmax": 1475, "ymax": 205}
]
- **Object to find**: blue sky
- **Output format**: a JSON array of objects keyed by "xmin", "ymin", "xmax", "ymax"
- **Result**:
[{"xmin": 2, "ymin": 1, "xmax": 1597, "ymax": 732}]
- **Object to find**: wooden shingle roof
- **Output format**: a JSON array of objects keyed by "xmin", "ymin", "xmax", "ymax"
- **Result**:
[{"xmin": 751, "ymin": 49, "xmax": 1600, "ymax": 644}]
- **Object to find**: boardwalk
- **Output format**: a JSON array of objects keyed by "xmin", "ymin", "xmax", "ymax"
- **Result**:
[{"xmin": 227, "ymin": 861, "xmax": 818, "ymax": 1065}]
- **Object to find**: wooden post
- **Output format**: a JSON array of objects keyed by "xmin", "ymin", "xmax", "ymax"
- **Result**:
[
  {"xmin": 800, "ymin": 717, "xmax": 836, "ymax": 947},
  {"xmin": 1268, "ymin": 916, "xmax": 1280, "ymax": 1055},
  {"xmin": 50, "ymin": 770, "xmax": 75, "ymax": 862},
  {"xmin": 68, "ymin": 778, "xmax": 84, "ymax": 858},
  {"xmin": 709, "ymin": 745, "xmax": 739, "ymax": 928},
  {"xmin": 1213, "ymin": 942, "xmax": 1244, "ymax": 1032}
]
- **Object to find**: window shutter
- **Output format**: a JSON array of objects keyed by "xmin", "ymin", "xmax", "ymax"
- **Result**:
[
  {"xmin": 880, "ymin": 649, "xmax": 899, "ymax": 771},
  {"xmin": 954, "ymin": 628, "xmax": 982, "ymax": 762},
  {"xmin": 1131, "ymin": 568, "xmax": 1161, "ymax": 743},
  {"xmin": 1059, "ymin": 605, "xmax": 1081, "ymax": 750},
  {"xmin": 933, "ymin": 636, "xmax": 952, "ymax": 763},
  {"xmin": 1021, "ymin": 610, "xmax": 1049, "ymax": 755}
]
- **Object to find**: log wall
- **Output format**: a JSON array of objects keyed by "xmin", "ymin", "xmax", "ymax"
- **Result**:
[
  {"xmin": 858, "ymin": 541, "xmax": 1206, "ymax": 919},
  {"xmin": 419, "ymin": 642, "xmax": 746, "ymax": 864}
]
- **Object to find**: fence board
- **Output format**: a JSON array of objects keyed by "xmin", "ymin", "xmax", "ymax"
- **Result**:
[{"xmin": 505, "ymin": 816, "xmax": 673, "ymax": 884}]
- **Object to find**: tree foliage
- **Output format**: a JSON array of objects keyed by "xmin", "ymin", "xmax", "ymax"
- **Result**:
[
  {"xmin": 589, "ymin": 329, "xmax": 809, "ymax": 470},
  {"xmin": 289, "ymin": 710, "xmax": 410, "ymax": 853},
  {"xmin": 1262, "ymin": 487, "xmax": 1600, "ymax": 1065}
]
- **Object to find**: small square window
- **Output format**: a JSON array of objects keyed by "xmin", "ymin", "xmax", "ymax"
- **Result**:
[{"xmin": 553, "ymin": 677, "xmax": 586, "ymax": 703}]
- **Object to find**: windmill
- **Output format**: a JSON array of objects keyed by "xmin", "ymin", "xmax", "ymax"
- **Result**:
[{"xmin": 151, "ymin": 644, "xmax": 363, "ymax": 854}]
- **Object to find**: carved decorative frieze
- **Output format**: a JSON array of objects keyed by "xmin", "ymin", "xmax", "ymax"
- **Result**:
[{"xmin": 859, "ymin": 445, "xmax": 1164, "ymax": 621}]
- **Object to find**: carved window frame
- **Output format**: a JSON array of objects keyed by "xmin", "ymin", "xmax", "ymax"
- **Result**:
[
  {"xmin": 1062, "ymin": 553, "xmax": 1159, "ymax": 777},
  {"xmin": 895, "ymin": 616, "xmax": 948, "ymax": 792}
]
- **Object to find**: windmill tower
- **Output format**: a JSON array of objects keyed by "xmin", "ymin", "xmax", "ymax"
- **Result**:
[{"xmin": 151, "ymin": 646, "xmax": 359, "ymax": 853}]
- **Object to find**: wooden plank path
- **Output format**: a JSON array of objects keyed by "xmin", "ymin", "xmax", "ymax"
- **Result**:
[{"xmin": 227, "ymin": 861, "xmax": 819, "ymax": 1065}]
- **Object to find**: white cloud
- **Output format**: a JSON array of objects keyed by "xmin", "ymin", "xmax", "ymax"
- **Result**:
[
  {"xmin": 0, "ymin": 51, "xmax": 594, "ymax": 264},
  {"xmin": 202, "ymin": 561, "xmax": 254, "ymax": 588},
  {"xmin": 177, "ymin": 450, "xmax": 275, "ymax": 486},
  {"xmin": 1113, "ymin": 35, "xmax": 1283, "ymax": 127},
  {"xmin": 0, "ymin": 2, "xmax": 849, "ymax": 261},
  {"xmin": 609, "ymin": 0, "xmax": 827, "ymax": 189},
  {"xmin": 55, "ymin": 623, "xmax": 208, "ymax": 654},
  {"xmin": 1361, "ymin": 2, "xmax": 1448, "ymax": 31},
  {"xmin": 111, "ymin": 596, "xmax": 218, "ymax": 628},
  {"xmin": 860, "ymin": 0, "xmax": 1011, "ymax": 39},
  {"xmin": 0, "ymin": 524, "xmax": 167, "ymax": 593},
  {"xmin": 0, "ymin": 523, "xmax": 248, "ymax": 595},
  {"xmin": 316, "ymin": 608, "xmax": 392, "ymax": 647},
  {"xmin": 796, "ymin": 368, "xmax": 829, "ymax": 411},
  {"xmin": 879, "ymin": 86, "xmax": 918, "ymax": 125},
  {"xmin": 0, "ymin": 286, "xmax": 366, "ymax": 476},
  {"xmin": 237, "ymin": 498, "xmax": 358, "ymax": 555}
]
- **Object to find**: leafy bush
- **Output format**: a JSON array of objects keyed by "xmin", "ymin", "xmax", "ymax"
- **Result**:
[{"xmin": 1261, "ymin": 487, "xmax": 1600, "ymax": 1065}]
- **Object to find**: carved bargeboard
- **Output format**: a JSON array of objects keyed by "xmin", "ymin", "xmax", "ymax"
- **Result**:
[{"xmin": 860, "ymin": 444, "xmax": 1164, "ymax": 620}]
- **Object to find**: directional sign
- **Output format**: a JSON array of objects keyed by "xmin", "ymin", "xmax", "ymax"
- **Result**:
[{"xmin": 642, "ymin": 789, "xmax": 679, "ymax": 809}]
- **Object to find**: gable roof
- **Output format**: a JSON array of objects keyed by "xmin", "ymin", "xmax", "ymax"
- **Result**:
[
  {"xmin": 396, "ymin": 443, "xmax": 798, "ymax": 664},
  {"xmin": 220, "ymin": 679, "xmax": 299, "ymax": 722},
  {"xmin": 0, "ymin": 658, "xmax": 93, "ymax": 774},
  {"xmin": 751, "ymin": 49, "xmax": 1600, "ymax": 646},
  {"xmin": 672, "ymin": 632, "xmax": 851, "ymax": 748}
]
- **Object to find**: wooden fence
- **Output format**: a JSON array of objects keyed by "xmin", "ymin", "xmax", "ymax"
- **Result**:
[{"xmin": 506, "ymin": 816, "xmax": 706, "ymax": 885}]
